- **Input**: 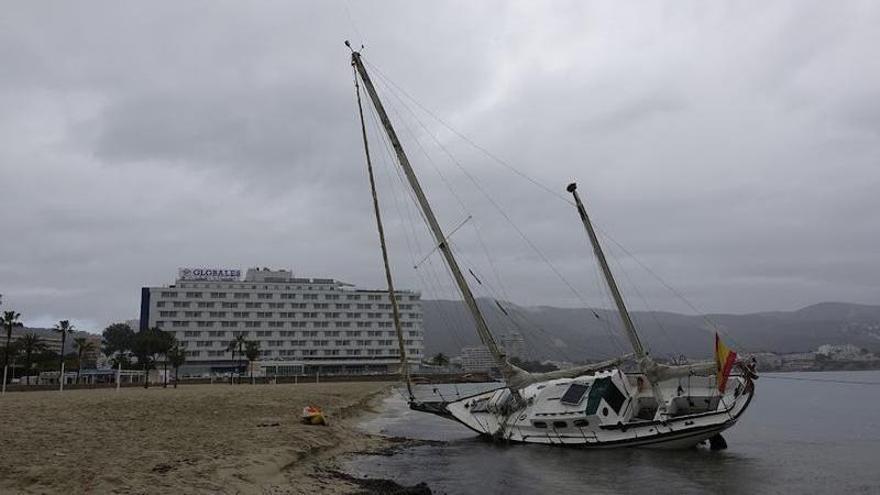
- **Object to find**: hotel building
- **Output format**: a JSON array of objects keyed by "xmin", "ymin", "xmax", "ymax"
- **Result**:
[{"xmin": 140, "ymin": 267, "xmax": 424, "ymax": 376}]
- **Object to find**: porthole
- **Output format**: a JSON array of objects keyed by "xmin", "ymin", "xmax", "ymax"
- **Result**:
[
  {"xmin": 533, "ymin": 421, "xmax": 548, "ymax": 429},
  {"xmin": 602, "ymin": 407, "xmax": 609, "ymax": 417},
  {"xmin": 552, "ymin": 421, "xmax": 568, "ymax": 429},
  {"xmin": 573, "ymin": 419, "xmax": 589, "ymax": 427}
]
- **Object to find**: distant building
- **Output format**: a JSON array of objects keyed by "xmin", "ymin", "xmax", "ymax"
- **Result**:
[
  {"xmin": 817, "ymin": 344, "xmax": 873, "ymax": 361},
  {"xmin": 502, "ymin": 332, "xmax": 525, "ymax": 360},
  {"xmin": 460, "ymin": 345, "xmax": 495, "ymax": 372},
  {"xmin": 140, "ymin": 267, "xmax": 424, "ymax": 376}
]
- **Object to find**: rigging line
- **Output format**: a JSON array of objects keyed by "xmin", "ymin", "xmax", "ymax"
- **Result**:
[
  {"xmin": 412, "ymin": 215, "xmax": 472, "ymax": 270},
  {"xmin": 373, "ymin": 73, "xmax": 618, "ymax": 329},
  {"xmin": 593, "ymin": 225, "xmax": 748, "ymax": 350},
  {"xmin": 364, "ymin": 92, "xmax": 467, "ymax": 351},
  {"xmin": 363, "ymin": 58, "xmax": 575, "ymax": 206},
  {"xmin": 603, "ymin": 241, "xmax": 679, "ymax": 359},
  {"xmin": 372, "ymin": 74, "xmax": 471, "ymax": 220},
  {"xmin": 364, "ymin": 55, "xmax": 722, "ymax": 355},
  {"xmin": 760, "ymin": 375, "xmax": 880, "ymax": 386},
  {"xmin": 366, "ymin": 70, "xmax": 515, "ymax": 305}
]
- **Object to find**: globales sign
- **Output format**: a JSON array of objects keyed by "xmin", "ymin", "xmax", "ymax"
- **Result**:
[{"xmin": 178, "ymin": 268, "xmax": 241, "ymax": 281}]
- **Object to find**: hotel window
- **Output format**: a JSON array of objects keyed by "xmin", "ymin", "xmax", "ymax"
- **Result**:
[
  {"xmin": 356, "ymin": 322, "xmax": 373, "ymax": 328},
  {"xmin": 257, "ymin": 293, "xmax": 273, "ymax": 299},
  {"xmin": 313, "ymin": 340, "xmax": 329, "ymax": 347},
  {"xmin": 268, "ymin": 321, "xmax": 284, "ymax": 328},
  {"xmin": 367, "ymin": 294, "xmax": 382, "ymax": 301},
  {"xmin": 210, "ymin": 292, "xmax": 226, "ymax": 299},
  {"xmin": 245, "ymin": 302, "xmax": 262, "ymax": 308},
  {"xmin": 233, "ymin": 311, "xmax": 249, "ymax": 318},
  {"xmin": 173, "ymin": 321, "xmax": 190, "ymax": 328},
  {"xmin": 155, "ymin": 321, "xmax": 165, "ymax": 328},
  {"xmin": 195, "ymin": 341, "xmax": 212, "ymax": 347},
  {"xmin": 346, "ymin": 294, "xmax": 361, "ymax": 301},
  {"xmin": 303, "ymin": 294, "xmax": 318, "ymax": 300},
  {"xmin": 208, "ymin": 331, "xmax": 226, "ymax": 337},
  {"xmin": 184, "ymin": 311, "xmax": 201, "ymax": 318},
  {"xmin": 159, "ymin": 311, "xmax": 176, "ymax": 317},
  {"xmin": 184, "ymin": 330, "xmax": 201, "ymax": 337},
  {"xmin": 232, "ymin": 331, "xmax": 249, "ymax": 337},
  {"xmin": 245, "ymin": 321, "xmax": 262, "ymax": 328},
  {"xmin": 356, "ymin": 304, "xmax": 370, "ymax": 309},
  {"xmin": 335, "ymin": 303, "xmax": 350, "ymax": 309},
  {"xmin": 268, "ymin": 303, "xmax": 284, "ymax": 309},
  {"xmin": 185, "ymin": 350, "xmax": 202, "ymax": 357},
  {"xmin": 313, "ymin": 303, "xmax": 328, "ymax": 309},
  {"xmin": 367, "ymin": 331, "xmax": 382, "ymax": 337},
  {"xmin": 346, "ymin": 312, "xmax": 361, "ymax": 319},
  {"xmin": 335, "ymin": 322, "xmax": 351, "ymax": 328},
  {"xmin": 302, "ymin": 312, "xmax": 318, "ymax": 318},
  {"xmin": 221, "ymin": 302, "xmax": 238, "ymax": 308},
  {"xmin": 221, "ymin": 321, "xmax": 238, "ymax": 328},
  {"xmin": 197, "ymin": 302, "xmax": 215, "ymax": 308},
  {"xmin": 303, "ymin": 350, "xmax": 318, "ymax": 356},
  {"xmin": 156, "ymin": 301, "xmax": 166, "ymax": 308},
  {"xmin": 256, "ymin": 312, "xmax": 272, "ymax": 318},
  {"xmin": 323, "ymin": 349, "xmax": 340, "ymax": 356},
  {"xmin": 233, "ymin": 293, "xmax": 250, "ymax": 299},
  {"xmin": 291, "ymin": 322, "xmax": 307, "ymax": 328},
  {"xmin": 324, "ymin": 294, "xmax": 340, "ymax": 300},
  {"xmin": 280, "ymin": 294, "xmax": 296, "ymax": 300},
  {"xmin": 367, "ymin": 312, "xmax": 382, "ymax": 319},
  {"xmin": 345, "ymin": 331, "xmax": 361, "ymax": 337},
  {"xmin": 256, "ymin": 330, "xmax": 272, "ymax": 337},
  {"xmin": 197, "ymin": 321, "xmax": 214, "ymax": 328},
  {"xmin": 302, "ymin": 331, "xmax": 318, "ymax": 337},
  {"xmin": 334, "ymin": 340, "xmax": 350, "ymax": 346},
  {"xmin": 161, "ymin": 291, "xmax": 177, "ymax": 298},
  {"xmin": 324, "ymin": 312, "xmax": 340, "ymax": 319},
  {"xmin": 346, "ymin": 349, "xmax": 361, "ymax": 356},
  {"xmin": 209, "ymin": 311, "xmax": 226, "ymax": 318},
  {"xmin": 185, "ymin": 292, "xmax": 202, "ymax": 298},
  {"xmin": 173, "ymin": 301, "xmax": 190, "ymax": 308},
  {"xmin": 268, "ymin": 340, "xmax": 283, "ymax": 347}
]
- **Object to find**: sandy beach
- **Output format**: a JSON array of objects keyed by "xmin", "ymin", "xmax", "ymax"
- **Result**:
[{"xmin": 0, "ymin": 382, "xmax": 408, "ymax": 494}]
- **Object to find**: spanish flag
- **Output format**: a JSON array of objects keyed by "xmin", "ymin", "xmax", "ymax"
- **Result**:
[{"xmin": 714, "ymin": 333, "xmax": 737, "ymax": 393}]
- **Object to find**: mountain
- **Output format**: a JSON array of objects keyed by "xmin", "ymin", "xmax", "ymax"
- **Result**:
[{"xmin": 422, "ymin": 300, "xmax": 880, "ymax": 361}]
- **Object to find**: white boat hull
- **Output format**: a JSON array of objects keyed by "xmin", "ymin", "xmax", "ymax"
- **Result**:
[{"xmin": 414, "ymin": 368, "xmax": 754, "ymax": 449}]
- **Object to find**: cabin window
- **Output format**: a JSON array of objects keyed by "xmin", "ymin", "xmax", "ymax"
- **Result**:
[
  {"xmin": 552, "ymin": 421, "xmax": 568, "ymax": 429},
  {"xmin": 532, "ymin": 421, "xmax": 547, "ymax": 429},
  {"xmin": 573, "ymin": 419, "xmax": 589, "ymax": 427},
  {"xmin": 560, "ymin": 383, "xmax": 589, "ymax": 406}
]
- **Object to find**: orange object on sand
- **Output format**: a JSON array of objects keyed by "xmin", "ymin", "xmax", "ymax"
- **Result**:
[{"xmin": 302, "ymin": 405, "xmax": 327, "ymax": 425}]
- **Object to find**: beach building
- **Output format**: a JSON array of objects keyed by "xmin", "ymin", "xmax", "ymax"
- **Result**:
[
  {"xmin": 460, "ymin": 345, "xmax": 495, "ymax": 372},
  {"xmin": 140, "ymin": 267, "xmax": 424, "ymax": 376}
]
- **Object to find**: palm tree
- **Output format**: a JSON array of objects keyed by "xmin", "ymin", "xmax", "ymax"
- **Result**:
[
  {"xmin": 2, "ymin": 311, "xmax": 23, "ymax": 387},
  {"xmin": 166, "ymin": 344, "xmax": 186, "ymax": 389},
  {"xmin": 73, "ymin": 337, "xmax": 96, "ymax": 384},
  {"xmin": 244, "ymin": 340, "xmax": 260, "ymax": 384},
  {"xmin": 53, "ymin": 320, "xmax": 75, "ymax": 385},
  {"xmin": 228, "ymin": 334, "xmax": 247, "ymax": 384},
  {"xmin": 431, "ymin": 352, "xmax": 450, "ymax": 367},
  {"xmin": 16, "ymin": 333, "xmax": 45, "ymax": 385}
]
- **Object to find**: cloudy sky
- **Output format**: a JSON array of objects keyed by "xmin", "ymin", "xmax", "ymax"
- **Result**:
[{"xmin": 2, "ymin": 1, "xmax": 879, "ymax": 331}]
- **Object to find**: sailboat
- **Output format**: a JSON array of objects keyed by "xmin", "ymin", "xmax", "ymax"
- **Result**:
[{"xmin": 348, "ymin": 44, "xmax": 756, "ymax": 449}]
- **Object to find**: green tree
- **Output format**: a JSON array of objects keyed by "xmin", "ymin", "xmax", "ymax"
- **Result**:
[
  {"xmin": 156, "ymin": 331, "xmax": 175, "ymax": 388},
  {"xmin": 102, "ymin": 323, "xmax": 135, "ymax": 366},
  {"xmin": 431, "ymin": 353, "xmax": 450, "ymax": 367},
  {"xmin": 227, "ymin": 334, "xmax": 247, "ymax": 384},
  {"xmin": 244, "ymin": 340, "xmax": 260, "ymax": 384},
  {"xmin": 73, "ymin": 336, "xmax": 96, "ymax": 384},
  {"xmin": 166, "ymin": 344, "xmax": 186, "ymax": 389},
  {"xmin": 131, "ymin": 327, "xmax": 165, "ymax": 388},
  {"xmin": 16, "ymin": 333, "xmax": 46, "ymax": 384},
  {"xmin": 3, "ymin": 310, "xmax": 23, "ymax": 386},
  {"xmin": 53, "ymin": 320, "xmax": 75, "ymax": 383}
]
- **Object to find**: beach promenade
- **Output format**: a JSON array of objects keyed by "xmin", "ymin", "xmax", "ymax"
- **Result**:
[{"xmin": 0, "ymin": 382, "xmax": 393, "ymax": 494}]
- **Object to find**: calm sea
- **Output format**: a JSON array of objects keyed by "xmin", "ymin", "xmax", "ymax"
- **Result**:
[{"xmin": 347, "ymin": 371, "xmax": 880, "ymax": 494}]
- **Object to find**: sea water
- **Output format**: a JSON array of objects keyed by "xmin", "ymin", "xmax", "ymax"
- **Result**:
[{"xmin": 347, "ymin": 371, "xmax": 880, "ymax": 494}]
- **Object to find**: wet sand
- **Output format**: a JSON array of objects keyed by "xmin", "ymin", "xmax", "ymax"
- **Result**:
[{"xmin": 0, "ymin": 382, "xmax": 409, "ymax": 494}]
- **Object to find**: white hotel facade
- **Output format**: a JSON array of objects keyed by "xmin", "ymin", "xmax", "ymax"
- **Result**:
[{"xmin": 140, "ymin": 268, "xmax": 424, "ymax": 376}]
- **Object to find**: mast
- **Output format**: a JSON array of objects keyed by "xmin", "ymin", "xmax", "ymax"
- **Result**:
[
  {"xmin": 353, "ymin": 65, "xmax": 414, "ymax": 401},
  {"xmin": 349, "ymin": 49, "xmax": 517, "ymax": 384},
  {"xmin": 566, "ymin": 183, "xmax": 666, "ymax": 410}
]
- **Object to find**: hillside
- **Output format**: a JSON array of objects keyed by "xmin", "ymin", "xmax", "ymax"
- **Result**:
[{"xmin": 422, "ymin": 300, "xmax": 880, "ymax": 361}]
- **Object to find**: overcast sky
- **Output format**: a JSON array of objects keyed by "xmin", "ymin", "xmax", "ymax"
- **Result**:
[{"xmin": 2, "ymin": 1, "xmax": 879, "ymax": 332}]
